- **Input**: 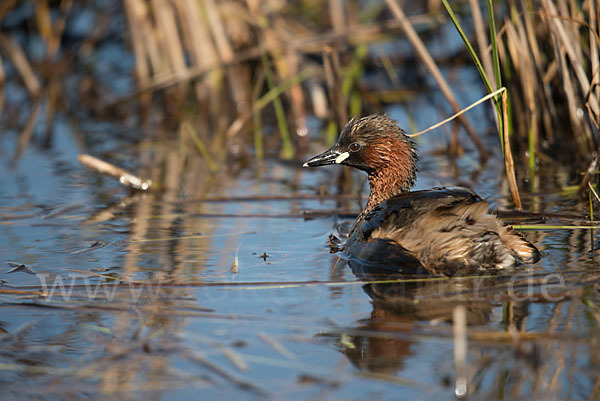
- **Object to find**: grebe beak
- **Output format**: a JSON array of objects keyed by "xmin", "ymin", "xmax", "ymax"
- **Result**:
[{"xmin": 303, "ymin": 147, "xmax": 349, "ymax": 167}]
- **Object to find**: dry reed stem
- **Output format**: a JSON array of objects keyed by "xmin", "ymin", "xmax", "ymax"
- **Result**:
[
  {"xmin": 468, "ymin": 0, "xmax": 495, "ymax": 87},
  {"xmin": 176, "ymin": 0, "xmax": 219, "ymax": 101},
  {"xmin": 286, "ymin": 49, "xmax": 308, "ymax": 144},
  {"xmin": 522, "ymin": 1, "xmax": 556, "ymax": 139},
  {"xmin": 329, "ymin": 0, "xmax": 346, "ymax": 34},
  {"xmin": 123, "ymin": 0, "xmax": 151, "ymax": 83},
  {"xmin": 204, "ymin": 0, "xmax": 249, "ymax": 107},
  {"xmin": 384, "ymin": 0, "xmax": 490, "ymax": 162},
  {"xmin": 118, "ymin": 12, "xmax": 440, "ymax": 98},
  {"xmin": 153, "ymin": 0, "xmax": 186, "ymax": 78},
  {"xmin": 323, "ymin": 47, "xmax": 347, "ymax": 129},
  {"xmin": 590, "ymin": 0, "xmax": 600, "ymax": 120},
  {"xmin": 508, "ymin": 9, "xmax": 540, "ymax": 160},
  {"xmin": 553, "ymin": 27, "xmax": 589, "ymax": 155},
  {"xmin": 542, "ymin": 0, "xmax": 599, "ymax": 117},
  {"xmin": 502, "ymin": 89, "xmax": 523, "ymax": 209},
  {"xmin": 204, "ymin": 0, "xmax": 233, "ymax": 63},
  {"xmin": 36, "ymin": 0, "xmax": 70, "ymax": 58},
  {"xmin": 122, "ymin": 0, "xmax": 143, "ymax": 76}
]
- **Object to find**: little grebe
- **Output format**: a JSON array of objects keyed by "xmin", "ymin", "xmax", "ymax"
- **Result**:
[{"xmin": 304, "ymin": 114, "xmax": 540, "ymax": 275}]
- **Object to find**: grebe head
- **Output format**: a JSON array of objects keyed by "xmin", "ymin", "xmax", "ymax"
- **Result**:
[{"xmin": 304, "ymin": 114, "xmax": 419, "ymax": 196}]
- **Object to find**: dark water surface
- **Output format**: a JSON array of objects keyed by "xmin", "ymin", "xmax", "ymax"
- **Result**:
[{"xmin": 2, "ymin": 105, "xmax": 600, "ymax": 401}]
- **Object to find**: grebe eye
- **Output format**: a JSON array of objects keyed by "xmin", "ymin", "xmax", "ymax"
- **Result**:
[{"xmin": 349, "ymin": 142, "xmax": 361, "ymax": 152}]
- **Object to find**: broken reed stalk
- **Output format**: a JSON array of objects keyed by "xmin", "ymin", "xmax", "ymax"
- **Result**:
[
  {"xmin": 409, "ymin": 87, "xmax": 522, "ymax": 209},
  {"xmin": 409, "ymin": 87, "xmax": 506, "ymax": 138},
  {"xmin": 78, "ymin": 154, "xmax": 152, "ymax": 190}
]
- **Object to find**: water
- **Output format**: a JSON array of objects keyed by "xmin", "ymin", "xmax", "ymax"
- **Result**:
[{"xmin": 2, "ymin": 108, "xmax": 600, "ymax": 400}]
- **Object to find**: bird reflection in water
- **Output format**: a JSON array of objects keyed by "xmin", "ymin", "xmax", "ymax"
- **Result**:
[{"xmin": 322, "ymin": 258, "xmax": 530, "ymax": 378}]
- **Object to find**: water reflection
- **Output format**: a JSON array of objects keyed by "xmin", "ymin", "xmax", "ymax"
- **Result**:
[
  {"xmin": 328, "ymin": 261, "xmax": 500, "ymax": 375},
  {"xmin": 318, "ymin": 253, "xmax": 600, "ymax": 399}
]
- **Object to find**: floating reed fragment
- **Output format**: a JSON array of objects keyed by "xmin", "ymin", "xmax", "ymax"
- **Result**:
[{"xmin": 77, "ymin": 154, "xmax": 152, "ymax": 190}]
